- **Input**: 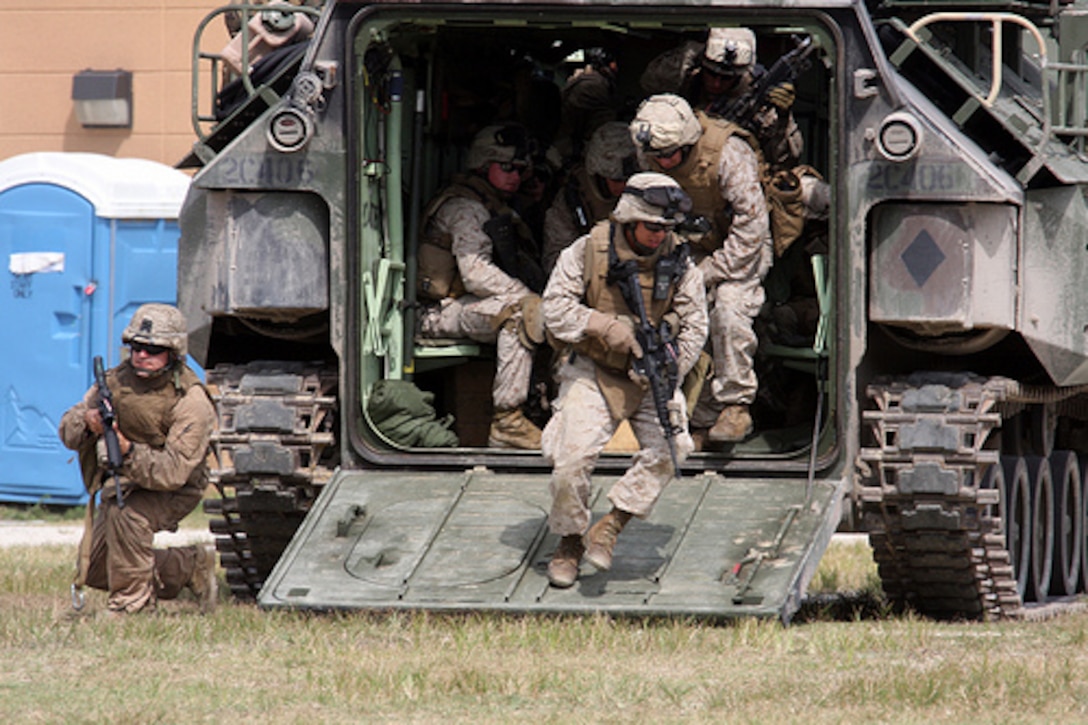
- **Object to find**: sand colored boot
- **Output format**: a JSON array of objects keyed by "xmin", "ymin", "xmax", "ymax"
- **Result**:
[
  {"xmin": 708, "ymin": 404, "xmax": 753, "ymax": 443},
  {"xmin": 488, "ymin": 408, "xmax": 542, "ymax": 449},
  {"xmin": 547, "ymin": 535, "xmax": 585, "ymax": 588},
  {"xmin": 583, "ymin": 508, "xmax": 633, "ymax": 572},
  {"xmin": 188, "ymin": 543, "xmax": 219, "ymax": 614}
]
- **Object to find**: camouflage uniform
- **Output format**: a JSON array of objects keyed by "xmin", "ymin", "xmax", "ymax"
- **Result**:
[
  {"xmin": 541, "ymin": 174, "xmax": 707, "ymax": 540},
  {"xmin": 417, "ymin": 124, "xmax": 545, "ymax": 448},
  {"xmin": 542, "ymin": 121, "xmax": 637, "ymax": 274},
  {"xmin": 640, "ymin": 27, "xmax": 803, "ymax": 171},
  {"xmin": 59, "ymin": 304, "xmax": 217, "ymax": 614},
  {"xmin": 419, "ymin": 193, "xmax": 536, "ymax": 414},
  {"xmin": 631, "ymin": 94, "xmax": 771, "ymax": 439},
  {"xmin": 689, "ymin": 130, "xmax": 772, "ymax": 428}
]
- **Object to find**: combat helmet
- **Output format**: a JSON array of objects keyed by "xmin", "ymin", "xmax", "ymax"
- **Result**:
[
  {"xmin": 585, "ymin": 121, "xmax": 638, "ymax": 181},
  {"xmin": 466, "ymin": 123, "xmax": 534, "ymax": 172},
  {"xmin": 630, "ymin": 94, "xmax": 703, "ymax": 157},
  {"xmin": 122, "ymin": 303, "xmax": 188, "ymax": 358},
  {"xmin": 611, "ymin": 172, "xmax": 692, "ymax": 227},
  {"xmin": 701, "ymin": 27, "xmax": 756, "ymax": 76}
]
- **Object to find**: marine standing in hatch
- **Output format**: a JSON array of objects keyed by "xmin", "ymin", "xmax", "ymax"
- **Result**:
[
  {"xmin": 631, "ymin": 93, "xmax": 771, "ymax": 444},
  {"xmin": 642, "ymin": 27, "xmax": 803, "ymax": 172},
  {"xmin": 59, "ymin": 303, "xmax": 218, "ymax": 616},
  {"xmin": 541, "ymin": 172, "xmax": 707, "ymax": 588}
]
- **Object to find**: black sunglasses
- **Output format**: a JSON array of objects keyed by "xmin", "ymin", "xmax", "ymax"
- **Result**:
[
  {"xmin": 130, "ymin": 341, "xmax": 170, "ymax": 355},
  {"xmin": 498, "ymin": 161, "xmax": 528, "ymax": 174},
  {"xmin": 623, "ymin": 185, "xmax": 693, "ymax": 216}
]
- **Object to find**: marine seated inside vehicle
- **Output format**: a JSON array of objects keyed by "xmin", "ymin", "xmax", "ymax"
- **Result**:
[{"xmin": 415, "ymin": 123, "xmax": 548, "ymax": 451}]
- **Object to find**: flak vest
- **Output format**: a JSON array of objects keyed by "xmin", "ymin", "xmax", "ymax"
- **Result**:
[
  {"xmin": 417, "ymin": 173, "xmax": 537, "ymax": 300},
  {"xmin": 669, "ymin": 111, "xmax": 762, "ymax": 259},
  {"xmin": 572, "ymin": 222, "xmax": 678, "ymax": 420},
  {"xmin": 78, "ymin": 362, "xmax": 209, "ymax": 494},
  {"xmin": 565, "ymin": 165, "xmax": 620, "ymax": 234}
]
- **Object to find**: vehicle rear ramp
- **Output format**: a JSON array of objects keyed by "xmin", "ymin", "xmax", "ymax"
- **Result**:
[{"xmin": 259, "ymin": 467, "xmax": 848, "ymax": 622}]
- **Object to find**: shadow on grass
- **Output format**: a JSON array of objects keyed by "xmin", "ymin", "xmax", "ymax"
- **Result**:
[{"xmin": 793, "ymin": 589, "xmax": 896, "ymax": 623}]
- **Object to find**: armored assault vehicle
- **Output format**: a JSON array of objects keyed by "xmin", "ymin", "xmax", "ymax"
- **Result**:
[{"xmin": 178, "ymin": 0, "xmax": 1088, "ymax": 621}]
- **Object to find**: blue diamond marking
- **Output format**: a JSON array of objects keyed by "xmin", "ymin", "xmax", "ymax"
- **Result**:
[{"xmin": 900, "ymin": 229, "xmax": 946, "ymax": 287}]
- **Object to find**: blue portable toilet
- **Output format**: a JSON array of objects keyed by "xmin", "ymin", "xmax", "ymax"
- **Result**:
[{"xmin": 0, "ymin": 152, "xmax": 191, "ymax": 506}]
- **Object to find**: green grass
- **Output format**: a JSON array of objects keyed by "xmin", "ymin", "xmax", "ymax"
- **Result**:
[
  {"xmin": 3, "ymin": 539, "xmax": 1087, "ymax": 723},
  {"xmin": 0, "ymin": 492, "xmax": 215, "ymax": 529},
  {"xmin": 0, "ymin": 503, "xmax": 86, "ymax": 522}
]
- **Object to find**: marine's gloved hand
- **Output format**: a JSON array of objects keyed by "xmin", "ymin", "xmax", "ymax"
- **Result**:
[
  {"xmin": 767, "ymin": 82, "xmax": 795, "ymax": 111},
  {"xmin": 628, "ymin": 368, "xmax": 650, "ymax": 390},
  {"xmin": 585, "ymin": 310, "xmax": 643, "ymax": 358}
]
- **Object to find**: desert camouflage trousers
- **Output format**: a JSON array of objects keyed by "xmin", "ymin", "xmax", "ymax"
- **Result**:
[
  {"xmin": 419, "ymin": 294, "xmax": 534, "ymax": 411},
  {"xmin": 689, "ymin": 275, "xmax": 765, "ymax": 429},
  {"xmin": 542, "ymin": 355, "xmax": 694, "ymax": 536},
  {"xmin": 85, "ymin": 486, "xmax": 203, "ymax": 613}
]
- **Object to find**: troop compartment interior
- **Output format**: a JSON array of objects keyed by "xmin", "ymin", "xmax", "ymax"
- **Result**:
[{"xmin": 345, "ymin": 5, "xmax": 839, "ymax": 476}]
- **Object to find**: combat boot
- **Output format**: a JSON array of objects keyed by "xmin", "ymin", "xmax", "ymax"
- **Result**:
[
  {"xmin": 708, "ymin": 404, "xmax": 753, "ymax": 443},
  {"xmin": 488, "ymin": 408, "xmax": 542, "ymax": 449},
  {"xmin": 583, "ymin": 508, "xmax": 633, "ymax": 572},
  {"xmin": 189, "ymin": 543, "xmax": 219, "ymax": 614},
  {"xmin": 547, "ymin": 535, "xmax": 585, "ymax": 588}
]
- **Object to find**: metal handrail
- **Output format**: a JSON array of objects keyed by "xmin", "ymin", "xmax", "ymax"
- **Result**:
[
  {"xmin": 905, "ymin": 12, "xmax": 1053, "ymax": 152},
  {"xmin": 189, "ymin": 4, "xmax": 322, "ymax": 143}
]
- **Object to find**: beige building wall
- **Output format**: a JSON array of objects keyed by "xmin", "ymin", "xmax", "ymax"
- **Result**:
[{"xmin": 0, "ymin": 1, "xmax": 230, "ymax": 168}]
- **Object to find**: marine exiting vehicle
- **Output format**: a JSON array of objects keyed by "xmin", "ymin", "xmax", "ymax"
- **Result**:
[{"xmin": 178, "ymin": 0, "xmax": 1088, "ymax": 621}]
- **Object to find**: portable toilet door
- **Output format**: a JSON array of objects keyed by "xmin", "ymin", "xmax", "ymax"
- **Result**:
[{"xmin": 0, "ymin": 152, "xmax": 190, "ymax": 506}]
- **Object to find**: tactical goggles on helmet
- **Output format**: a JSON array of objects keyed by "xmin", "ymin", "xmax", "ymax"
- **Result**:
[
  {"xmin": 701, "ymin": 38, "xmax": 744, "ymax": 75},
  {"xmin": 130, "ymin": 341, "xmax": 170, "ymax": 356},
  {"xmin": 623, "ymin": 184, "xmax": 693, "ymax": 218},
  {"xmin": 493, "ymin": 125, "xmax": 535, "ymax": 162},
  {"xmin": 634, "ymin": 126, "xmax": 683, "ymax": 159}
]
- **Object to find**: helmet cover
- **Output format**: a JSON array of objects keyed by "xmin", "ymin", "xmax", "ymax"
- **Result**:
[
  {"xmin": 611, "ymin": 172, "xmax": 691, "ymax": 227},
  {"xmin": 630, "ymin": 94, "xmax": 702, "ymax": 156},
  {"xmin": 121, "ymin": 303, "xmax": 188, "ymax": 357},
  {"xmin": 702, "ymin": 27, "xmax": 756, "ymax": 76},
  {"xmin": 585, "ymin": 121, "xmax": 638, "ymax": 180},
  {"xmin": 466, "ymin": 123, "xmax": 535, "ymax": 172}
]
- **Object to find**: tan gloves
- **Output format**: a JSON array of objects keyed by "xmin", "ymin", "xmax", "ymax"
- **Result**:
[
  {"xmin": 767, "ymin": 82, "xmax": 795, "ymax": 111},
  {"xmin": 585, "ymin": 310, "xmax": 643, "ymax": 358}
]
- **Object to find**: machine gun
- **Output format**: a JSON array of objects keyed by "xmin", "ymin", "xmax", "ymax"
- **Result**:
[
  {"xmin": 606, "ymin": 241, "xmax": 684, "ymax": 476},
  {"xmin": 93, "ymin": 356, "xmax": 125, "ymax": 509},
  {"xmin": 707, "ymin": 35, "xmax": 815, "ymax": 134}
]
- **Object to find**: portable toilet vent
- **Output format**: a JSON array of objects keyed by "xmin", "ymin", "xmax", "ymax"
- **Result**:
[{"xmin": 0, "ymin": 152, "xmax": 190, "ymax": 505}]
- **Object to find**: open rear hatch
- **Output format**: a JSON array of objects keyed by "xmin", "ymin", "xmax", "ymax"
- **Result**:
[{"xmin": 260, "ymin": 467, "xmax": 847, "ymax": 621}]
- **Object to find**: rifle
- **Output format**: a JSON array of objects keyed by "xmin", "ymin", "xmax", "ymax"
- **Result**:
[
  {"xmin": 606, "ymin": 237, "xmax": 685, "ymax": 476},
  {"xmin": 707, "ymin": 35, "xmax": 816, "ymax": 134},
  {"xmin": 93, "ymin": 356, "xmax": 125, "ymax": 509},
  {"xmin": 483, "ymin": 212, "xmax": 547, "ymax": 294}
]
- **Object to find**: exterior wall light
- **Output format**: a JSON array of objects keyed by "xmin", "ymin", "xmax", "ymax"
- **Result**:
[{"xmin": 72, "ymin": 70, "xmax": 133, "ymax": 128}]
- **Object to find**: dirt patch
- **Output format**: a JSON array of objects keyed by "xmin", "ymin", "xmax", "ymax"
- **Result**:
[{"xmin": 0, "ymin": 521, "xmax": 211, "ymax": 548}]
